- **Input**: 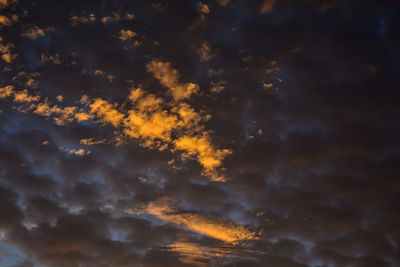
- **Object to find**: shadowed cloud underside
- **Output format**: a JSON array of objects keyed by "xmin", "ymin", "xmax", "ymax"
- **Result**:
[{"xmin": 0, "ymin": 0, "xmax": 399, "ymax": 266}]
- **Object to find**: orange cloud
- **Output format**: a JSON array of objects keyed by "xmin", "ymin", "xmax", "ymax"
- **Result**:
[
  {"xmin": 80, "ymin": 137, "xmax": 107, "ymax": 146},
  {"xmin": 0, "ymin": 0, "xmax": 9, "ymax": 9},
  {"xmin": 0, "ymin": 36, "xmax": 16, "ymax": 63},
  {"xmin": 0, "ymin": 85, "xmax": 14, "ymax": 98},
  {"xmin": 83, "ymin": 86, "xmax": 230, "ymax": 180},
  {"xmin": 13, "ymin": 89, "xmax": 40, "ymax": 103},
  {"xmin": 139, "ymin": 197, "xmax": 257, "ymax": 244},
  {"xmin": 260, "ymin": 0, "xmax": 278, "ymax": 14},
  {"xmin": 88, "ymin": 98, "xmax": 124, "ymax": 127},
  {"xmin": 21, "ymin": 25, "xmax": 45, "ymax": 40},
  {"xmin": 33, "ymin": 102, "xmax": 86, "ymax": 126},
  {"xmin": 119, "ymin": 29, "xmax": 136, "ymax": 41},
  {"xmin": 197, "ymin": 41, "xmax": 213, "ymax": 62},
  {"xmin": 0, "ymin": 59, "xmax": 231, "ymax": 181},
  {"xmin": 196, "ymin": 2, "xmax": 210, "ymax": 15},
  {"xmin": 174, "ymin": 134, "xmax": 231, "ymax": 182},
  {"xmin": 162, "ymin": 240, "xmax": 233, "ymax": 267},
  {"xmin": 146, "ymin": 61, "xmax": 199, "ymax": 101},
  {"xmin": 59, "ymin": 146, "xmax": 90, "ymax": 156}
]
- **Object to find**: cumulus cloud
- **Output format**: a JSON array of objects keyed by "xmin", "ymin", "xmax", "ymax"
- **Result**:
[
  {"xmin": 88, "ymin": 98, "xmax": 124, "ymax": 127},
  {"xmin": 0, "ymin": 59, "xmax": 231, "ymax": 181},
  {"xmin": 13, "ymin": 89, "xmax": 40, "ymax": 103},
  {"xmin": 0, "ymin": 36, "xmax": 16, "ymax": 63},
  {"xmin": 146, "ymin": 60, "xmax": 200, "ymax": 101},
  {"xmin": 0, "ymin": 85, "xmax": 14, "ymax": 98},
  {"xmin": 1, "ymin": 2, "xmax": 396, "ymax": 266},
  {"xmin": 85, "ymin": 85, "xmax": 230, "ymax": 181}
]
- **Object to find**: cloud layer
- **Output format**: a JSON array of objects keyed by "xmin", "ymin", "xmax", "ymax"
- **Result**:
[{"xmin": 0, "ymin": 0, "xmax": 399, "ymax": 266}]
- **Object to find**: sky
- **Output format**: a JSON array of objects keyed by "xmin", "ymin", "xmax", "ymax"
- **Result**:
[{"xmin": 0, "ymin": 0, "xmax": 399, "ymax": 266}]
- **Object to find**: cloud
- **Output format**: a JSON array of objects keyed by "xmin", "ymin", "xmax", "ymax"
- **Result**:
[
  {"xmin": 0, "ymin": 1, "xmax": 399, "ymax": 266},
  {"xmin": 21, "ymin": 26, "xmax": 45, "ymax": 40},
  {"xmin": 161, "ymin": 239, "xmax": 233, "ymax": 266},
  {"xmin": 124, "ymin": 100, "xmax": 178, "ymax": 143},
  {"xmin": 41, "ymin": 53, "xmax": 62, "ymax": 64},
  {"xmin": 101, "ymin": 12, "xmax": 134, "ymax": 24},
  {"xmin": 196, "ymin": 2, "xmax": 210, "ymax": 15},
  {"xmin": 0, "ymin": 85, "xmax": 14, "ymax": 98},
  {"xmin": 146, "ymin": 60, "xmax": 200, "ymax": 101},
  {"xmin": 197, "ymin": 41, "xmax": 213, "ymax": 62},
  {"xmin": 94, "ymin": 69, "xmax": 115, "ymax": 82},
  {"xmin": 136, "ymin": 197, "xmax": 257, "ymax": 243},
  {"xmin": 119, "ymin": 29, "xmax": 137, "ymax": 41},
  {"xmin": 13, "ymin": 89, "xmax": 40, "ymax": 103},
  {"xmin": 0, "ymin": 86, "xmax": 91, "ymax": 125},
  {"xmin": 210, "ymin": 80, "xmax": 226, "ymax": 93},
  {"xmin": 0, "ymin": 0, "xmax": 9, "ymax": 9},
  {"xmin": 34, "ymin": 102, "xmax": 84, "ymax": 126},
  {"xmin": 0, "ymin": 36, "xmax": 16, "ymax": 63},
  {"xmin": 88, "ymin": 98, "xmax": 124, "ymax": 127},
  {"xmin": 174, "ymin": 135, "xmax": 231, "ymax": 181},
  {"xmin": 260, "ymin": 0, "xmax": 278, "ymax": 14},
  {"xmin": 59, "ymin": 146, "xmax": 91, "ymax": 156},
  {"xmin": 216, "ymin": 0, "xmax": 230, "ymax": 6},
  {"xmin": 0, "ymin": 13, "xmax": 18, "ymax": 27},
  {"xmin": 70, "ymin": 14, "xmax": 96, "ymax": 26},
  {"xmin": 89, "ymin": 86, "xmax": 230, "ymax": 181},
  {"xmin": 80, "ymin": 138, "xmax": 107, "ymax": 146},
  {"xmin": 0, "ymin": 73, "xmax": 231, "ymax": 181},
  {"xmin": 0, "ymin": 15, "xmax": 11, "ymax": 26}
]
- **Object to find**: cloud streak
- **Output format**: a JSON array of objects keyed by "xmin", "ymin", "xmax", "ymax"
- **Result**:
[{"xmin": 134, "ymin": 197, "xmax": 257, "ymax": 244}]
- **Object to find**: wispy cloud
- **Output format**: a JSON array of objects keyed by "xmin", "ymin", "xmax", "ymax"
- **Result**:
[{"xmin": 131, "ymin": 197, "xmax": 257, "ymax": 243}]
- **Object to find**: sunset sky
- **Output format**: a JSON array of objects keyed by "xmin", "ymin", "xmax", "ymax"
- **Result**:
[{"xmin": 0, "ymin": 0, "xmax": 399, "ymax": 266}]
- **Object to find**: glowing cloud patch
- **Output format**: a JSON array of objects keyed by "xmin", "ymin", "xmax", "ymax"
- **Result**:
[
  {"xmin": 146, "ymin": 60, "xmax": 199, "ymax": 101},
  {"xmin": 141, "ymin": 197, "xmax": 257, "ymax": 244},
  {"xmin": 162, "ymin": 240, "xmax": 233, "ymax": 267},
  {"xmin": 174, "ymin": 135, "xmax": 232, "ymax": 182},
  {"xmin": 0, "ymin": 60, "xmax": 231, "ymax": 181}
]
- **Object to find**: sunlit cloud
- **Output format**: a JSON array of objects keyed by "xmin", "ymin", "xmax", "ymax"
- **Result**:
[
  {"xmin": 119, "ymin": 29, "xmax": 136, "ymax": 41},
  {"xmin": 197, "ymin": 41, "xmax": 213, "ymax": 62},
  {"xmin": 0, "ymin": 59, "xmax": 231, "ymax": 181},
  {"xmin": 21, "ymin": 25, "xmax": 45, "ymax": 40},
  {"xmin": 131, "ymin": 197, "xmax": 257, "ymax": 243},
  {"xmin": 260, "ymin": 0, "xmax": 278, "ymax": 14},
  {"xmin": 146, "ymin": 60, "xmax": 199, "ymax": 101},
  {"xmin": 196, "ymin": 2, "xmax": 210, "ymax": 15},
  {"xmin": 161, "ymin": 239, "xmax": 233, "ymax": 267},
  {"xmin": 80, "ymin": 137, "xmax": 107, "ymax": 146},
  {"xmin": 0, "ymin": 36, "xmax": 16, "ymax": 63},
  {"xmin": 59, "ymin": 146, "xmax": 91, "ymax": 157}
]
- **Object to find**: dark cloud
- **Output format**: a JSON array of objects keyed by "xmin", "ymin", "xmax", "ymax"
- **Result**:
[{"xmin": 0, "ymin": 0, "xmax": 399, "ymax": 266}]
